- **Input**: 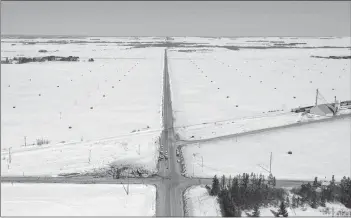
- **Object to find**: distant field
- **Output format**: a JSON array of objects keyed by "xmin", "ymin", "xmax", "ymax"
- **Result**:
[{"xmin": 168, "ymin": 43, "xmax": 350, "ymax": 140}]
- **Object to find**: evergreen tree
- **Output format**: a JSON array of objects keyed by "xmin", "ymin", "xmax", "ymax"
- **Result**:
[
  {"xmin": 268, "ymin": 173, "xmax": 276, "ymax": 187},
  {"xmin": 310, "ymin": 190, "xmax": 318, "ymax": 209},
  {"xmin": 227, "ymin": 175, "xmax": 232, "ymax": 190},
  {"xmin": 313, "ymin": 177, "xmax": 320, "ymax": 188},
  {"xmin": 220, "ymin": 190, "xmax": 240, "ymax": 217},
  {"xmin": 231, "ymin": 177, "xmax": 241, "ymax": 206},
  {"xmin": 291, "ymin": 195, "xmax": 297, "ymax": 208},
  {"xmin": 252, "ymin": 204, "xmax": 260, "ymax": 217},
  {"xmin": 340, "ymin": 176, "xmax": 351, "ymax": 207},
  {"xmin": 327, "ymin": 175, "xmax": 336, "ymax": 202},
  {"xmin": 296, "ymin": 197, "xmax": 300, "ymax": 207},
  {"xmin": 285, "ymin": 196, "xmax": 290, "ymax": 207},
  {"xmin": 331, "ymin": 175, "xmax": 335, "ymax": 186},
  {"xmin": 241, "ymin": 173, "xmax": 249, "ymax": 189},
  {"xmin": 221, "ymin": 175, "xmax": 226, "ymax": 190},
  {"xmin": 211, "ymin": 175, "xmax": 220, "ymax": 196},
  {"xmin": 278, "ymin": 201, "xmax": 288, "ymax": 217},
  {"xmin": 320, "ymin": 191, "xmax": 326, "ymax": 207}
]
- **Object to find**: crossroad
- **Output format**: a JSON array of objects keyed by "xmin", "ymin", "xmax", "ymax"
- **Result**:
[{"xmin": 2, "ymin": 48, "xmax": 345, "ymax": 216}]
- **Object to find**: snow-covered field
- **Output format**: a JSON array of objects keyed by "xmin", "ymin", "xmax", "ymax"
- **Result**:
[
  {"xmin": 171, "ymin": 36, "xmax": 351, "ymax": 47},
  {"xmin": 1, "ymin": 42, "xmax": 164, "ymax": 176},
  {"xmin": 1, "ymin": 47, "xmax": 164, "ymax": 149},
  {"xmin": 184, "ymin": 185, "xmax": 221, "ymax": 216},
  {"xmin": 1, "ymin": 183, "xmax": 156, "ymax": 216},
  {"xmin": 169, "ymin": 45, "xmax": 350, "ymax": 140},
  {"xmin": 1, "ymin": 131, "xmax": 160, "ymax": 176},
  {"xmin": 185, "ymin": 186, "xmax": 351, "ymax": 217},
  {"xmin": 182, "ymin": 117, "xmax": 351, "ymax": 181}
]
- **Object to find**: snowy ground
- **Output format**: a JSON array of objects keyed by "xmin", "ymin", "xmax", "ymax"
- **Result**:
[
  {"xmin": 182, "ymin": 117, "xmax": 351, "ymax": 181},
  {"xmin": 1, "ymin": 131, "xmax": 160, "ymax": 176},
  {"xmin": 185, "ymin": 186, "xmax": 351, "ymax": 217},
  {"xmin": 1, "ymin": 43, "xmax": 164, "ymax": 176},
  {"xmin": 1, "ymin": 183, "xmax": 156, "ymax": 216},
  {"xmin": 1, "ymin": 47, "xmax": 164, "ymax": 150},
  {"xmin": 168, "ymin": 46, "xmax": 350, "ymax": 140},
  {"xmin": 251, "ymin": 203, "xmax": 351, "ymax": 217},
  {"xmin": 184, "ymin": 185, "xmax": 221, "ymax": 216}
]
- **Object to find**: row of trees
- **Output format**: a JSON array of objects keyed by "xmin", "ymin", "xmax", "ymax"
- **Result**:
[
  {"xmin": 291, "ymin": 176, "xmax": 351, "ymax": 209},
  {"xmin": 12, "ymin": 56, "xmax": 79, "ymax": 64},
  {"xmin": 209, "ymin": 173, "xmax": 285, "ymax": 217},
  {"xmin": 210, "ymin": 174, "xmax": 351, "ymax": 217}
]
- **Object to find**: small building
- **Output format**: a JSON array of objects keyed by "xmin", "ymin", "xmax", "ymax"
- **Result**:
[
  {"xmin": 310, "ymin": 104, "xmax": 335, "ymax": 116},
  {"xmin": 341, "ymin": 100, "xmax": 351, "ymax": 106}
]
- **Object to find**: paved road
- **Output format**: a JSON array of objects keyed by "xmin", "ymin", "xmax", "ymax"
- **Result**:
[
  {"xmin": 0, "ymin": 176, "xmax": 160, "ymax": 185},
  {"xmin": 157, "ymin": 48, "xmax": 185, "ymax": 216}
]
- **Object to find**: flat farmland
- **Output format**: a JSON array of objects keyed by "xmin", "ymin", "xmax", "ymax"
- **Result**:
[
  {"xmin": 168, "ymin": 43, "xmax": 350, "ymax": 140},
  {"xmin": 181, "ymin": 117, "xmax": 351, "ymax": 181},
  {"xmin": 1, "ymin": 43, "xmax": 164, "ymax": 176}
]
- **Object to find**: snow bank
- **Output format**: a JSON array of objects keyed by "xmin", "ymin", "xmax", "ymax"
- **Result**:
[{"xmin": 1, "ymin": 183, "xmax": 156, "ymax": 216}]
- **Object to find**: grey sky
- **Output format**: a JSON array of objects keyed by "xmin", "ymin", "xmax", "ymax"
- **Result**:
[{"xmin": 1, "ymin": 1, "xmax": 350, "ymax": 36}]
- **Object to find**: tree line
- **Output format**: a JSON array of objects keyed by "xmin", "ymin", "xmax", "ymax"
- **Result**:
[{"xmin": 209, "ymin": 173, "xmax": 351, "ymax": 217}]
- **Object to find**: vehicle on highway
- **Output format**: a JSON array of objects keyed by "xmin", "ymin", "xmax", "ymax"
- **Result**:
[{"xmin": 176, "ymin": 149, "xmax": 180, "ymax": 157}]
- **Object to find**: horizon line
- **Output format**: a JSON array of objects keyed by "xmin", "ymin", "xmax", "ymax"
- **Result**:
[{"xmin": 1, "ymin": 34, "xmax": 349, "ymax": 38}]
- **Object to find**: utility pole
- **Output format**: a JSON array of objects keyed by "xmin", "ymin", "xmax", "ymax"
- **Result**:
[
  {"xmin": 269, "ymin": 152, "xmax": 272, "ymax": 174},
  {"xmin": 193, "ymin": 163, "xmax": 195, "ymax": 177},
  {"xmin": 315, "ymin": 89, "xmax": 319, "ymax": 106},
  {"xmin": 88, "ymin": 149, "xmax": 91, "ymax": 164},
  {"xmin": 127, "ymin": 169, "xmax": 130, "ymax": 195},
  {"xmin": 202, "ymin": 156, "xmax": 204, "ymax": 172},
  {"xmin": 9, "ymin": 147, "xmax": 12, "ymax": 164},
  {"xmin": 24, "ymin": 136, "xmax": 27, "ymax": 147}
]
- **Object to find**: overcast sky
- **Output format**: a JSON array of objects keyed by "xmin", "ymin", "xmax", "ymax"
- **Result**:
[{"xmin": 1, "ymin": 1, "xmax": 350, "ymax": 36}]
